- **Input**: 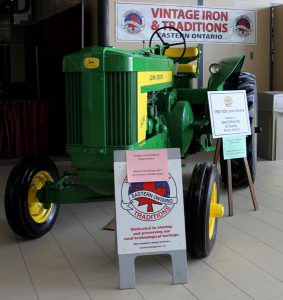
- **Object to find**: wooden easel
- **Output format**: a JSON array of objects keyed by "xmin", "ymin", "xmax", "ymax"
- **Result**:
[{"xmin": 213, "ymin": 139, "xmax": 259, "ymax": 216}]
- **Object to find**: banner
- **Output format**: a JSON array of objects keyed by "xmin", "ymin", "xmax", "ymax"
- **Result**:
[{"xmin": 116, "ymin": 2, "xmax": 256, "ymax": 44}]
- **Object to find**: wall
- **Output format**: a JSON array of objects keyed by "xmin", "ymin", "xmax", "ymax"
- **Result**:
[
  {"xmin": 88, "ymin": 0, "xmax": 283, "ymax": 92},
  {"xmin": 35, "ymin": 0, "xmax": 283, "ymax": 92},
  {"xmin": 34, "ymin": 0, "xmax": 82, "ymax": 21},
  {"xmin": 273, "ymin": 5, "xmax": 283, "ymax": 90}
]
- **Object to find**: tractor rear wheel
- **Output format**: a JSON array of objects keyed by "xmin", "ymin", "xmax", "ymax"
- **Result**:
[
  {"xmin": 220, "ymin": 72, "xmax": 257, "ymax": 188},
  {"xmin": 185, "ymin": 162, "xmax": 224, "ymax": 257},
  {"xmin": 5, "ymin": 156, "xmax": 60, "ymax": 238}
]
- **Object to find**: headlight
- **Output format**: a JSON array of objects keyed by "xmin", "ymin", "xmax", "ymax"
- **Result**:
[{"xmin": 209, "ymin": 63, "xmax": 220, "ymax": 74}]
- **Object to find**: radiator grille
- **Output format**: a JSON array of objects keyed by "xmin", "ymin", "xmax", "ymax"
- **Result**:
[
  {"xmin": 65, "ymin": 72, "xmax": 82, "ymax": 145},
  {"xmin": 106, "ymin": 72, "xmax": 137, "ymax": 146}
]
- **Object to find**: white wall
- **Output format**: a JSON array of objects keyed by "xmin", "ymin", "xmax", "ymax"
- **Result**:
[{"xmin": 273, "ymin": 5, "xmax": 283, "ymax": 90}]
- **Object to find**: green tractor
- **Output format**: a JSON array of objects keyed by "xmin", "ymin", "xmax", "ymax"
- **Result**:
[{"xmin": 4, "ymin": 27, "xmax": 257, "ymax": 258}]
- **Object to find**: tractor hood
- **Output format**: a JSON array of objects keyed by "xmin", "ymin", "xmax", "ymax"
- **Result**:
[{"xmin": 63, "ymin": 46, "xmax": 174, "ymax": 73}]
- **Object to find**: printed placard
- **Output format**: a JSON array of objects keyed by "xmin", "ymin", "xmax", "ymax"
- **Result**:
[
  {"xmin": 208, "ymin": 90, "xmax": 251, "ymax": 138},
  {"xmin": 126, "ymin": 149, "xmax": 169, "ymax": 183},
  {"xmin": 223, "ymin": 135, "xmax": 247, "ymax": 160},
  {"xmin": 114, "ymin": 151, "xmax": 186, "ymax": 255},
  {"xmin": 116, "ymin": 2, "xmax": 256, "ymax": 44}
]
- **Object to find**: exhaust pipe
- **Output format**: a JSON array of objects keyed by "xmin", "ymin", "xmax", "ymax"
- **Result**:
[{"xmin": 98, "ymin": 0, "xmax": 109, "ymax": 47}]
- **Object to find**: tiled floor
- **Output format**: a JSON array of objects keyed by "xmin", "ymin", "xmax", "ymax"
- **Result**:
[{"xmin": 1, "ymin": 153, "xmax": 283, "ymax": 300}]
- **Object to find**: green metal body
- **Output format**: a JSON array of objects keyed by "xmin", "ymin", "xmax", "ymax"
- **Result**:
[{"xmin": 38, "ymin": 45, "xmax": 245, "ymax": 204}]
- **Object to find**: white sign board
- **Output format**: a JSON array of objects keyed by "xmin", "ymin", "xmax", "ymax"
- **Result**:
[
  {"xmin": 116, "ymin": 2, "xmax": 256, "ymax": 44},
  {"xmin": 208, "ymin": 90, "xmax": 251, "ymax": 138},
  {"xmin": 114, "ymin": 151, "xmax": 186, "ymax": 255}
]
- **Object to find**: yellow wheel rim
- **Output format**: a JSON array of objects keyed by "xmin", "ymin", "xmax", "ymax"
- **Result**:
[
  {"xmin": 28, "ymin": 171, "xmax": 54, "ymax": 223},
  {"xmin": 209, "ymin": 182, "xmax": 217, "ymax": 240}
]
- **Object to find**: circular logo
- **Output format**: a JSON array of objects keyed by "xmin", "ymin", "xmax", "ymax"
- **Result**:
[
  {"xmin": 234, "ymin": 15, "xmax": 253, "ymax": 38},
  {"xmin": 121, "ymin": 10, "xmax": 145, "ymax": 34},
  {"xmin": 224, "ymin": 96, "xmax": 233, "ymax": 106},
  {"xmin": 121, "ymin": 175, "xmax": 177, "ymax": 221}
]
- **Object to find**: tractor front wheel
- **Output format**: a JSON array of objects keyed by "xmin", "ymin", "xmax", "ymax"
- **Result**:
[
  {"xmin": 185, "ymin": 162, "xmax": 224, "ymax": 257},
  {"xmin": 5, "ymin": 156, "xmax": 60, "ymax": 239}
]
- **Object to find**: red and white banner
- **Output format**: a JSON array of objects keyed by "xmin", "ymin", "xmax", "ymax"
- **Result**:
[{"xmin": 116, "ymin": 2, "xmax": 256, "ymax": 44}]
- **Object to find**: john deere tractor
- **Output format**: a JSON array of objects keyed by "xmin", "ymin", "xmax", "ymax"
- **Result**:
[{"xmin": 4, "ymin": 27, "xmax": 257, "ymax": 258}]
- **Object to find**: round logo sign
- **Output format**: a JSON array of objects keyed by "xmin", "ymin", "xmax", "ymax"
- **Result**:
[
  {"xmin": 121, "ymin": 10, "xmax": 145, "ymax": 34},
  {"xmin": 234, "ymin": 15, "xmax": 253, "ymax": 38},
  {"xmin": 224, "ymin": 96, "xmax": 233, "ymax": 106},
  {"xmin": 121, "ymin": 174, "xmax": 178, "ymax": 221}
]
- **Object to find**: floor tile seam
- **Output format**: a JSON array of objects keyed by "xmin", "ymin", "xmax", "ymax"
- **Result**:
[
  {"xmin": 20, "ymin": 253, "xmax": 66, "ymax": 264},
  {"xmin": 97, "ymin": 202, "xmax": 115, "ymax": 218},
  {"xmin": 249, "ymin": 202, "xmax": 283, "ymax": 215},
  {"xmin": 152, "ymin": 254, "xmax": 190, "ymax": 282},
  {"xmin": 246, "ymin": 211, "xmax": 283, "ymax": 233},
  {"xmin": 237, "ymin": 188, "xmax": 282, "ymax": 203},
  {"xmin": 50, "ymin": 231, "xmax": 93, "ymax": 300},
  {"xmin": 255, "ymin": 174, "xmax": 283, "ymax": 184},
  {"xmin": 16, "ymin": 238, "xmax": 40, "ymax": 300},
  {"xmin": 192, "ymin": 256, "xmax": 255, "ymax": 299},
  {"xmin": 258, "ymin": 164, "xmax": 283, "ymax": 173},
  {"xmin": 179, "ymin": 284, "xmax": 200, "ymax": 299},
  {"xmin": 154, "ymin": 255, "xmax": 242, "ymax": 300},
  {"xmin": 71, "ymin": 213, "xmax": 119, "ymax": 267},
  {"xmin": 221, "ymin": 216, "xmax": 283, "ymax": 246},
  {"xmin": 202, "ymin": 249, "xmax": 241, "ymax": 265},
  {"xmin": 217, "ymin": 234, "xmax": 283, "ymax": 261},
  {"xmin": 215, "ymin": 239, "xmax": 283, "ymax": 286},
  {"xmin": 134, "ymin": 286, "xmax": 152, "ymax": 300},
  {"xmin": 201, "ymin": 258, "xmax": 257, "ymax": 300},
  {"xmin": 224, "ymin": 293, "xmax": 256, "ymax": 300},
  {"xmin": 223, "ymin": 204, "xmax": 283, "ymax": 227},
  {"xmin": 221, "ymin": 218, "xmax": 283, "ymax": 253},
  {"xmin": 255, "ymin": 188, "xmax": 283, "ymax": 199}
]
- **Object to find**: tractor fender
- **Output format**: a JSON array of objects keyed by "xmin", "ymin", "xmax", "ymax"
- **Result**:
[{"xmin": 207, "ymin": 55, "xmax": 245, "ymax": 91}]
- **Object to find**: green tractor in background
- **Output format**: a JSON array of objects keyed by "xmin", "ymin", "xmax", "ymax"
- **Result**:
[{"xmin": 4, "ymin": 27, "xmax": 257, "ymax": 258}]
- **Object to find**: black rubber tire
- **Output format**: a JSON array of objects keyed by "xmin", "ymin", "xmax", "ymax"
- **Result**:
[
  {"xmin": 185, "ymin": 162, "xmax": 220, "ymax": 258},
  {"xmin": 220, "ymin": 72, "xmax": 257, "ymax": 188},
  {"xmin": 5, "ymin": 156, "xmax": 60, "ymax": 239}
]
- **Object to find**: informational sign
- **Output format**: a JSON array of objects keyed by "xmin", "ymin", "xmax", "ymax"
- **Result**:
[
  {"xmin": 208, "ymin": 90, "xmax": 251, "ymax": 138},
  {"xmin": 223, "ymin": 135, "xmax": 247, "ymax": 160},
  {"xmin": 114, "ymin": 149, "xmax": 186, "ymax": 255},
  {"xmin": 116, "ymin": 2, "xmax": 256, "ymax": 44},
  {"xmin": 126, "ymin": 149, "xmax": 169, "ymax": 182}
]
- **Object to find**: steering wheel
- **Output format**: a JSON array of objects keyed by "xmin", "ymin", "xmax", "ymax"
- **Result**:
[{"xmin": 149, "ymin": 26, "xmax": 186, "ymax": 63}]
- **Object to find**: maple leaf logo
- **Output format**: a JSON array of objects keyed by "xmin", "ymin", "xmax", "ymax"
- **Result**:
[{"xmin": 129, "ymin": 182, "xmax": 169, "ymax": 213}]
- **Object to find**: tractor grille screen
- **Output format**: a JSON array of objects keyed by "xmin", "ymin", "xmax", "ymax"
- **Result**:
[
  {"xmin": 105, "ymin": 72, "xmax": 137, "ymax": 146},
  {"xmin": 65, "ymin": 72, "xmax": 82, "ymax": 145}
]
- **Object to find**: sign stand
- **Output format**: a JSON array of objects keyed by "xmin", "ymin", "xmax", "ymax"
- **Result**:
[
  {"xmin": 213, "ymin": 138, "xmax": 258, "ymax": 216},
  {"xmin": 118, "ymin": 250, "xmax": 187, "ymax": 289},
  {"xmin": 114, "ymin": 148, "xmax": 188, "ymax": 289}
]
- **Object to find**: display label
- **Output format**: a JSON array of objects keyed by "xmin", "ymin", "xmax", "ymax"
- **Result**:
[
  {"xmin": 208, "ymin": 90, "xmax": 251, "ymax": 138},
  {"xmin": 114, "ymin": 151, "xmax": 186, "ymax": 255},
  {"xmin": 126, "ymin": 149, "xmax": 169, "ymax": 183},
  {"xmin": 223, "ymin": 135, "xmax": 247, "ymax": 160}
]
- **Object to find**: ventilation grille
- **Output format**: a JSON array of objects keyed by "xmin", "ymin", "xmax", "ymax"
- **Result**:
[
  {"xmin": 105, "ymin": 72, "xmax": 137, "ymax": 146},
  {"xmin": 65, "ymin": 72, "xmax": 82, "ymax": 145}
]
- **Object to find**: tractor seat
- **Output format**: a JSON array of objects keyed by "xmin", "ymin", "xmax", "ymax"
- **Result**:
[
  {"xmin": 177, "ymin": 64, "xmax": 197, "ymax": 74},
  {"xmin": 165, "ymin": 47, "xmax": 199, "ymax": 77},
  {"xmin": 164, "ymin": 47, "xmax": 199, "ymax": 62}
]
